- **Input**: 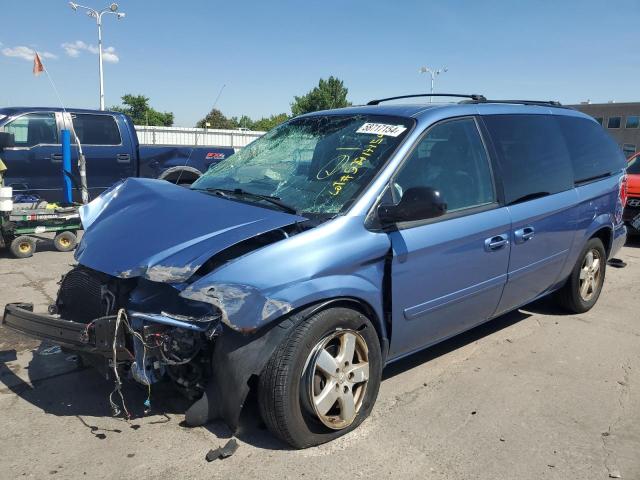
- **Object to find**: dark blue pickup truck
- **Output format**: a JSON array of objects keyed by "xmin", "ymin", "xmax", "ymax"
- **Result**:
[{"xmin": 0, "ymin": 107, "xmax": 235, "ymax": 202}]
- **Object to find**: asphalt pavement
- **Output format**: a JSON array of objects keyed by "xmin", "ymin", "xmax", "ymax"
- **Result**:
[{"xmin": 0, "ymin": 236, "xmax": 638, "ymax": 479}]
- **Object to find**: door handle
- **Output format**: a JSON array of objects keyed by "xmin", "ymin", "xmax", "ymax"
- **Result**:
[
  {"xmin": 50, "ymin": 153, "xmax": 63, "ymax": 164},
  {"xmin": 116, "ymin": 153, "xmax": 131, "ymax": 163},
  {"xmin": 485, "ymin": 234, "xmax": 509, "ymax": 252},
  {"xmin": 514, "ymin": 226, "xmax": 535, "ymax": 244}
]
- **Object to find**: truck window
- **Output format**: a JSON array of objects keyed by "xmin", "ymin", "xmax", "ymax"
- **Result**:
[
  {"xmin": 483, "ymin": 114, "xmax": 573, "ymax": 204},
  {"xmin": 71, "ymin": 113, "xmax": 121, "ymax": 145},
  {"xmin": 556, "ymin": 116, "xmax": 627, "ymax": 183},
  {"xmin": 1, "ymin": 112, "xmax": 58, "ymax": 147}
]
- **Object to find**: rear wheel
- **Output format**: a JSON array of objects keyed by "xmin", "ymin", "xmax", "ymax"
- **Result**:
[
  {"xmin": 557, "ymin": 238, "xmax": 606, "ymax": 313},
  {"xmin": 10, "ymin": 236, "xmax": 36, "ymax": 258},
  {"xmin": 53, "ymin": 231, "xmax": 77, "ymax": 252},
  {"xmin": 258, "ymin": 307, "xmax": 382, "ymax": 449}
]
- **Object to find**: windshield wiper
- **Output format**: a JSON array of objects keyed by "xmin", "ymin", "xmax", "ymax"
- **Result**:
[
  {"xmin": 508, "ymin": 191, "xmax": 550, "ymax": 205},
  {"xmin": 202, "ymin": 188, "xmax": 298, "ymax": 215}
]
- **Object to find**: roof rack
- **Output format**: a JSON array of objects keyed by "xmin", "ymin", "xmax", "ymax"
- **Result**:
[
  {"xmin": 366, "ymin": 94, "xmax": 567, "ymax": 109},
  {"xmin": 366, "ymin": 93, "xmax": 487, "ymax": 105},
  {"xmin": 462, "ymin": 98, "xmax": 566, "ymax": 108}
]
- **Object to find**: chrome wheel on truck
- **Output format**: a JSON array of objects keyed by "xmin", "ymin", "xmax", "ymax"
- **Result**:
[
  {"xmin": 259, "ymin": 307, "xmax": 382, "ymax": 449},
  {"xmin": 304, "ymin": 329, "xmax": 370, "ymax": 430}
]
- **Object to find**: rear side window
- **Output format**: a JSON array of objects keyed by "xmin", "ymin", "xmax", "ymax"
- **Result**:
[
  {"xmin": 71, "ymin": 114, "xmax": 121, "ymax": 145},
  {"xmin": 483, "ymin": 115, "xmax": 573, "ymax": 204},
  {"xmin": 556, "ymin": 116, "xmax": 627, "ymax": 183}
]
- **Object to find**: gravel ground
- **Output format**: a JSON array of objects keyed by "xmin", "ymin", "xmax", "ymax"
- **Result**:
[{"xmin": 0, "ymin": 237, "xmax": 638, "ymax": 479}]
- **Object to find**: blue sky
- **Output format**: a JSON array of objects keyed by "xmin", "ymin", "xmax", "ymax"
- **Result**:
[{"xmin": 1, "ymin": 0, "xmax": 639, "ymax": 126}]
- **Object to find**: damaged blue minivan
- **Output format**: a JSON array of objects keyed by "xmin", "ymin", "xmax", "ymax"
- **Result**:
[{"xmin": 3, "ymin": 94, "xmax": 628, "ymax": 448}]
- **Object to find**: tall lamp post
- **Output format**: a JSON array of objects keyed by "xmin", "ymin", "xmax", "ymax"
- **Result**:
[
  {"xmin": 419, "ymin": 66, "xmax": 448, "ymax": 102},
  {"xmin": 69, "ymin": 2, "xmax": 125, "ymax": 110}
]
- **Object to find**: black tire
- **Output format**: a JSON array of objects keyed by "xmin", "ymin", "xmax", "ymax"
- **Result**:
[
  {"xmin": 53, "ymin": 231, "xmax": 77, "ymax": 252},
  {"xmin": 258, "ymin": 307, "xmax": 382, "ymax": 449},
  {"xmin": 10, "ymin": 235, "xmax": 36, "ymax": 258},
  {"xmin": 556, "ymin": 237, "xmax": 606, "ymax": 313}
]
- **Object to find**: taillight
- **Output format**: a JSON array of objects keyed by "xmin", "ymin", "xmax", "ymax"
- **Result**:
[{"xmin": 620, "ymin": 174, "xmax": 628, "ymax": 207}]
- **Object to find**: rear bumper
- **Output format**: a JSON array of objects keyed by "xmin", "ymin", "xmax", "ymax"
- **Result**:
[{"xmin": 2, "ymin": 303, "xmax": 124, "ymax": 356}]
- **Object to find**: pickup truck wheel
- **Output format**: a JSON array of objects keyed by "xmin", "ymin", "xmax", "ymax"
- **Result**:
[
  {"xmin": 556, "ymin": 238, "xmax": 606, "ymax": 313},
  {"xmin": 10, "ymin": 236, "xmax": 36, "ymax": 258},
  {"xmin": 258, "ymin": 307, "xmax": 382, "ymax": 449},
  {"xmin": 53, "ymin": 231, "xmax": 77, "ymax": 252}
]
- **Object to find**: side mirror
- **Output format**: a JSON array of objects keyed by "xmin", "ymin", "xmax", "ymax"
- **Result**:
[
  {"xmin": 378, "ymin": 186, "xmax": 447, "ymax": 225},
  {"xmin": 0, "ymin": 132, "xmax": 15, "ymax": 150}
]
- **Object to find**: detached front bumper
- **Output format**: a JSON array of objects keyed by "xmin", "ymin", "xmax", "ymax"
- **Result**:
[{"xmin": 2, "ymin": 303, "xmax": 124, "ymax": 355}]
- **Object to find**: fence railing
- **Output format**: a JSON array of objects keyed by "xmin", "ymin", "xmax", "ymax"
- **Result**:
[{"xmin": 134, "ymin": 125, "xmax": 265, "ymax": 148}]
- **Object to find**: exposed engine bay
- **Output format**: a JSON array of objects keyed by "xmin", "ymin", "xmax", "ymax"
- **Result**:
[{"xmin": 54, "ymin": 265, "xmax": 222, "ymax": 415}]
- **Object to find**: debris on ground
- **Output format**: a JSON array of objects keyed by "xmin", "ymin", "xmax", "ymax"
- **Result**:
[
  {"xmin": 206, "ymin": 438, "xmax": 239, "ymax": 462},
  {"xmin": 609, "ymin": 470, "xmax": 622, "ymax": 478},
  {"xmin": 608, "ymin": 258, "xmax": 627, "ymax": 268},
  {"xmin": 39, "ymin": 345, "xmax": 61, "ymax": 356}
]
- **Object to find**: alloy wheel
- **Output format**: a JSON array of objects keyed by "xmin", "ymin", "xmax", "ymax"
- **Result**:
[
  {"xmin": 579, "ymin": 248, "xmax": 601, "ymax": 302},
  {"xmin": 304, "ymin": 329, "xmax": 370, "ymax": 430}
]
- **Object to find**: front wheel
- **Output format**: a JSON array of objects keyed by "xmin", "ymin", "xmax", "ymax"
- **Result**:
[
  {"xmin": 556, "ymin": 237, "xmax": 606, "ymax": 313},
  {"xmin": 10, "ymin": 236, "xmax": 36, "ymax": 258},
  {"xmin": 259, "ymin": 307, "xmax": 382, "ymax": 449}
]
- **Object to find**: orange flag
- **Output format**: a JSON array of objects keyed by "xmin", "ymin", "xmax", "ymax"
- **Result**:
[{"xmin": 33, "ymin": 52, "xmax": 44, "ymax": 76}]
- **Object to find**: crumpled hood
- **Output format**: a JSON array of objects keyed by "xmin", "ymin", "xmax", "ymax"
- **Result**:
[{"xmin": 76, "ymin": 178, "xmax": 306, "ymax": 283}]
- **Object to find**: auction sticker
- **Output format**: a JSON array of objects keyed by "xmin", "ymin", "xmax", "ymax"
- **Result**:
[{"xmin": 356, "ymin": 123, "xmax": 407, "ymax": 137}]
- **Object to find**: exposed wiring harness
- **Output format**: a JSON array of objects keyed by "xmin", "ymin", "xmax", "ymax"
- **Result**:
[{"xmin": 109, "ymin": 309, "xmax": 164, "ymax": 419}]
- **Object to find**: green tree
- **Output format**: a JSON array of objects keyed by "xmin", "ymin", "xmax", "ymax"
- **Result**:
[
  {"xmin": 252, "ymin": 113, "xmax": 289, "ymax": 131},
  {"xmin": 196, "ymin": 108, "xmax": 236, "ymax": 129},
  {"xmin": 229, "ymin": 115, "xmax": 256, "ymax": 130},
  {"xmin": 110, "ymin": 94, "xmax": 174, "ymax": 126},
  {"xmin": 290, "ymin": 76, "xmax": 351, "ymax": 116}
]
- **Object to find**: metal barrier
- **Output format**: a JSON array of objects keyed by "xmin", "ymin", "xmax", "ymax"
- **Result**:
[{"xmin": 134, "ymin": 125, "xmax": 265, "ymax": 148}]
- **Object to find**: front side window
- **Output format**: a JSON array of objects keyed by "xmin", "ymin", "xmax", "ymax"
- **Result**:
[
  {"xmin": 607, "ymin": 117, "xmax": 621, "ymax": 128},
  {"xmin": 192, "ymin": 114, "xmax": 413, "ymax": 215},
  {"xmin": 393, "ymin": 118, "xmax": 495, "ymax": 212},
  {"xmin": 71, "ymin": 113, "xmax": 121, "ymax": 145},
  {"xmin": 484, "ymin": 114, "xmax": 573, "ymax": 204},
  {"xmin": 626, "ymin": 116, "xmax": 639, "ymax": 128},
  {"xmin": 1, "ymin": 112, "xmax": 58, "ymax": 147}
]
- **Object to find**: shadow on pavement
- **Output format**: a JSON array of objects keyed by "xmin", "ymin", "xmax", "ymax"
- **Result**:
[{"xmin": 0, "ymin": 303, "xmax": 538, "ymax": 451}]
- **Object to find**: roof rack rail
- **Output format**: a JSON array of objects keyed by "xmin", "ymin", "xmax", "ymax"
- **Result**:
[
  {"xmin": 464, "ymin": 98, "xmax": 566, "ymax": 108},
  {"xmin": 366, "ymin": 93, "xmax": 487, "ymax": 106}
]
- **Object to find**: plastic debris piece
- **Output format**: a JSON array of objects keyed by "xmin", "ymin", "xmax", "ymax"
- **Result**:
[
  {"xmin": 206, "ymin": 439, "xmax": 239, "ymax": 462},
  {"xmin": 609, "ymin": 470, "xmax": 622, "ymax": 478},
  {"xmin": 39, "ymin": 345, "xmax": 61, "ymax": 356},
  {"xmin": 607, "ymin": 258, "xmax": 627, "ymax": 268}
]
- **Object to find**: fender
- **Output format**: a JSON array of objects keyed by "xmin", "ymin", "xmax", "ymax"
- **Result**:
[
  {"xmin": 157, "ymin": 165, "xmax": 202, "ymax": 182},
  {"xmin": 185, "ymin": 297, "xmax": 388, "ymax": 430}
]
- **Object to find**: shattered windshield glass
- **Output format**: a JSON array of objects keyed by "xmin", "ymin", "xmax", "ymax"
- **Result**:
[{"xmin": 191, "ymin": 114, "xmax": 413, "ymax": 214}]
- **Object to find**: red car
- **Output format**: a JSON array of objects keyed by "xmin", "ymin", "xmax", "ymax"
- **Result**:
[{"xmin": 624, "ymin": 152, "xmax": 640, "ymax": 234}]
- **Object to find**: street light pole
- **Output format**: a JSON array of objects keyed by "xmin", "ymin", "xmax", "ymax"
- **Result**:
[
  {"xmin": 419, "ymin": 66, "xmax": 448, "ymax": 102},
  {"xmin": 97, "ymin": 13, "xmax": 105, "ymax": 110},
  {"xmin": 69, "ymin": 2, "xmax": 125, "ymax": 110}
]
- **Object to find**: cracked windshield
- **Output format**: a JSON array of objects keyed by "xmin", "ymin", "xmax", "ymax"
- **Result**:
[{"xmin": 191, "ymin": 115, "xmax": 413, "ymax": 215}]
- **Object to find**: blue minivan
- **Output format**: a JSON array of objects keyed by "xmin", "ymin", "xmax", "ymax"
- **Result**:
[{"xmin": 3, "ymin": 95, "xmax": 628, "ymax": 448}]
